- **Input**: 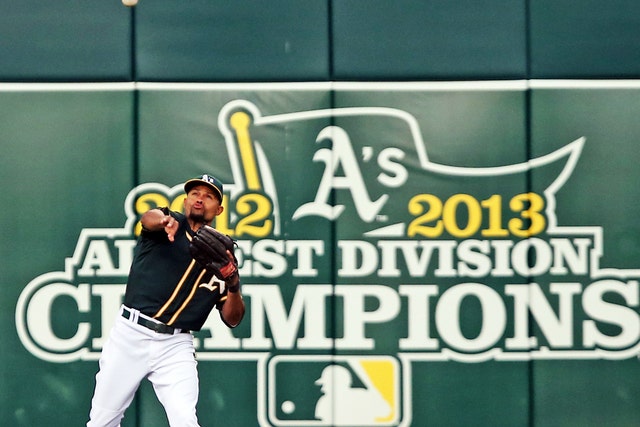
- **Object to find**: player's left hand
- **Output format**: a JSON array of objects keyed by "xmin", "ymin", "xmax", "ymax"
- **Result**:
[{"xmin": 189, "ymin": 225, "xmax": 238, "ymax": 280}]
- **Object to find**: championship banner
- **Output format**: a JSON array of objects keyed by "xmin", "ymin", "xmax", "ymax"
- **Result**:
[{"xmin": 12, "ymin": 82, "xmax": 640, "ymax": 426}]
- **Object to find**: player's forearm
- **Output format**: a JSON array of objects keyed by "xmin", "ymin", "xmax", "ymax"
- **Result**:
[
  {"xmin": 141, "ymin": 208, "xmax": 173, "ymax": 231},
  {"xmin": 222, "ymin": 288, "xmax": 245, "ymax": 328}
]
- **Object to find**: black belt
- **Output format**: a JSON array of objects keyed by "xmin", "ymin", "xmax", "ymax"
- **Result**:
[{"xmin": 122, "ymin": 307, "xmax": 189, "ymax": 334}]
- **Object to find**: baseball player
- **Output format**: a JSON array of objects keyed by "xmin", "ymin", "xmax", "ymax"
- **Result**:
[{"xmin": 87, "ymin": 174, "xmax": 245, "ymax": 427}]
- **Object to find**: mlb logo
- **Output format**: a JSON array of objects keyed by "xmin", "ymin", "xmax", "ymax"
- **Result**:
[{"xmin": 265, "ymin": 355, "xmax": 404, "ymax": 426}]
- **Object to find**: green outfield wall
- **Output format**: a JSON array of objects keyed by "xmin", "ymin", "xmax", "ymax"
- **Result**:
[{"xmin": 1, "ymin": 1, "xmax": 640, "ymax": 426}]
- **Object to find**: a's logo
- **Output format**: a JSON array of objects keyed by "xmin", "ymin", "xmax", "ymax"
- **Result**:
[{"xmin": 16, "ymin": 96, "xmax": 640, "ymax": 426}]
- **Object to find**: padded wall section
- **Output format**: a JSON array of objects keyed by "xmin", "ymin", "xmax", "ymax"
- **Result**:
[
  {"xmin": 331, "ymin": 0, "xmax": 527, "ymax": 80},
  {"xmin": 331, "ymin": 87, "xmax": 530, "ymax": 425},
  {"xmin": 528, "ymin": 85, "xmax": 640, "ymax": 425},
  {"xmin": 135, "ymin": 1, "xmax": 330, "ymax": 82},
  {"xmin": 0, "ymin": 88, "xmax": 134, "ymax": 425},
  {"xmin": 6, "ymin": 1, "xmax": 640, "ymax": 83},
  {"xmin": 136, "ymin": 87, "xmax": 335, "ymax": 426},
  {"xmin": 529, "ymin": 0, "xmax": 640, "ymax": 78},
  {"xmin": 0, "ymin": 1, "xmax": 132, "ymax": 81}
]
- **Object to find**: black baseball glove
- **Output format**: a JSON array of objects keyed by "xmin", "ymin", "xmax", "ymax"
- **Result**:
[{"xmin": 190, "ymin": 225, "xmax": 238, "ymax": 281}]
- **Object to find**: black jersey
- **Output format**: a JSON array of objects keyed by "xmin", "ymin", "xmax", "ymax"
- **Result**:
[{"xmin": 123, "ymin": 209, "xmax": 228, "ymax": 331}]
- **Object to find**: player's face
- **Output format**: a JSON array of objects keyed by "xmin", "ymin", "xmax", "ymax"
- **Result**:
[{"xmin": 184, "ymin": 185, "xmax": 223, "ymax": 225}]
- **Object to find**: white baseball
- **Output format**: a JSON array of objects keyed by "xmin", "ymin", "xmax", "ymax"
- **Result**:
[{"xmin": 122, "ymin": 0, "xmax": 138, "ymax": 7}]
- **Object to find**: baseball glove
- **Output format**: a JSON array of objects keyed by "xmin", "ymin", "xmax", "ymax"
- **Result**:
[{"xmin": 190, "ymin": 225, "xmax": 238, "ymax": 281}]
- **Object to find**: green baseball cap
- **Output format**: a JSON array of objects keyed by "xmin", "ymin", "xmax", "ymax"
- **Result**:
[{"xmin": 184, "ymin": 174, "xmax": 224, "ymax": 202}]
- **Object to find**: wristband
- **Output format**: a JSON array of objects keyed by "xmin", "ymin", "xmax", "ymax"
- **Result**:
[{"xmin": 227, "ymin": 272, "xmax": 240, "ymax": 293}]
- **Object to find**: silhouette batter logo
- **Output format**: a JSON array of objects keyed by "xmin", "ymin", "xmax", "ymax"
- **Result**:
[{"xmin": 266, "ymin": 355, "xmax": 401, "ymax": 426}]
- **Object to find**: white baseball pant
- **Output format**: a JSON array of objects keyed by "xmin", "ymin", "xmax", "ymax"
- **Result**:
[{"xmin": 87, "ymin": 306, "xmax": 199, "ymax": 427}]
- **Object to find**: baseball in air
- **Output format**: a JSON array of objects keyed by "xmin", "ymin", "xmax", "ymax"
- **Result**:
[{"xmin": 122, "ymin": 0, "xmax": 138, "ymax": 7}]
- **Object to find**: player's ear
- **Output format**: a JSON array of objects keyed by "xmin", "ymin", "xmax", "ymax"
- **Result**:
[{"xmin": 215, "ymin": 205, "xmax": 224, "ymax": 216}]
